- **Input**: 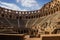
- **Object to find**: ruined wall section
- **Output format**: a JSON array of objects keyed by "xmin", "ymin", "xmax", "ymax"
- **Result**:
[{"xmin": 0, "ymin": 0, "xmax": 60, "ymax": 19}]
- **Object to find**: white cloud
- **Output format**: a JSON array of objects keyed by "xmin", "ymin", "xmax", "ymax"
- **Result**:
[
  {"xmin": 17, "ymin": 0, "xmax": 40, "ymax": 7},
  {"xmin": 0, "ymin": 1, "xmax": 27, "ymax": 11},
  {"xmin": 0, "ymin": 0, "xmax": 42, "ymax": 11}
]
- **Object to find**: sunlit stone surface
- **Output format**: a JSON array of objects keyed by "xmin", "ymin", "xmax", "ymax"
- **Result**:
[{"xmin": 0, "ymin": 0, "xmax": 60, "ymax": 40}]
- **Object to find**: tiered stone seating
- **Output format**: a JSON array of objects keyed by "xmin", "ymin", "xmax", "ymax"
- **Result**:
[
  {"xmin": 19, "ymin": 19, "xmax": 28, "ymax": 28},
  {"xmin": 7, "ymin": 19, "xmax": 18, "ymax": 26},
  {"xmin": 0, "ymin": 18, "xmax": 10, "ymax": 25},
  {"xmin": 0, "ymin": 24, "xmax": 18, "ymax": 34},
  {"xmin": 27, "ymin": 19, "xmax": 36, "ymax": 27},
  {"xmin": 34, "ymin": 17, "xmax": 45, "ymax": 26}
]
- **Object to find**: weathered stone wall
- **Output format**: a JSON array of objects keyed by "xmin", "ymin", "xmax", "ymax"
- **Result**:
[
  {"xmin": 0, "ymin": 0, "xmax": 60, "ymax": 19},
  {"xmin": 0, "ymin": 0, "xmax": 60, "ymax": 37}
]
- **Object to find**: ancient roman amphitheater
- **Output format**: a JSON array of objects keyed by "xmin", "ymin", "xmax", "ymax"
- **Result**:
[{"xmin": 0, "ymin": 0, "xmax": 60, "ymax": 40}]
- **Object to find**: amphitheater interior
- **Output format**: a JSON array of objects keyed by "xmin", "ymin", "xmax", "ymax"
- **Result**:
[{"xmin": 0, "ymin": 0, "xmax": 60, "ymax": 40}]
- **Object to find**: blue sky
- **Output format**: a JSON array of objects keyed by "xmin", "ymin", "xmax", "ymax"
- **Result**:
[{"xmin": 0, "ymin": 0, "xmax": 51, "ymax": 11}]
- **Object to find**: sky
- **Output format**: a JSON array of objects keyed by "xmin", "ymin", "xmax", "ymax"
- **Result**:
[{"xmin": 0, "ymin": 0, "xmax": 51, "ymax": 11}]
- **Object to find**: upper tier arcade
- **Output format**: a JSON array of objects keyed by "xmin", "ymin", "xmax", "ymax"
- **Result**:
[{"xmin": 0, "ymin": 0, "xmax": 60, "ymax": 19}]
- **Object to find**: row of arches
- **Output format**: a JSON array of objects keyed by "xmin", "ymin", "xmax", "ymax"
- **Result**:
[
  {"xmin": 0, "ymin": 0, "xmax": 60, "ymax": 19},
  {"xmin": 0, "ymin": 6, "xmax": 60, "ymax": 19},
  {"xmin": 0, "ymin": 7, "xmax": 40, "ymax": 15}
]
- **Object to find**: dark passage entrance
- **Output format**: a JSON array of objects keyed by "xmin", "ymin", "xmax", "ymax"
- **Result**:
[{"xmin": 0, "ymin": 35, "xmax": 24, "ymax": 40}]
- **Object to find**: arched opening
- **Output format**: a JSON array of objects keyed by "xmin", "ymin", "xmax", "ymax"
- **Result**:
[{"xmin": 1, "ymin": 14, "xmax": 4, "ymax": 17}]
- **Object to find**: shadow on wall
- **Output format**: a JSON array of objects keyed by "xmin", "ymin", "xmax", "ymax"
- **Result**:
[{"xmin": 0, "ymin": 35, "xmax": 24, "ymax": 40}]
